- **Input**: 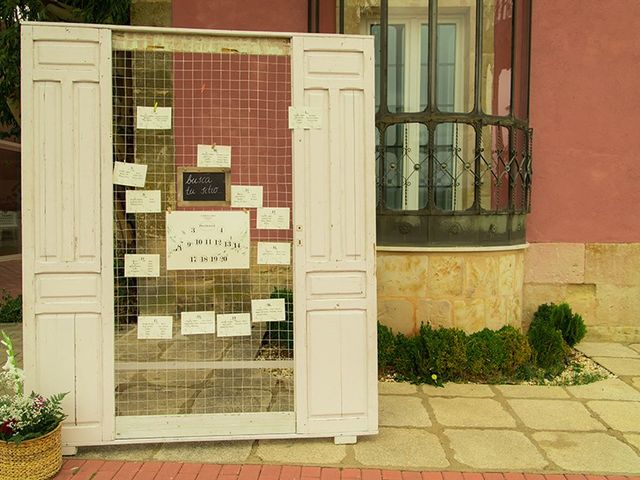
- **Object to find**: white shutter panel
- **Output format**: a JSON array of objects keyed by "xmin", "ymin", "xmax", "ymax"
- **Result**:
[
  {"xmin": 292, "ymin": 35, "xmax": 378, "ymax": 437},
  {"xmin": 21, "ymin": 25, "xmax": 114, "ymax": 445}
]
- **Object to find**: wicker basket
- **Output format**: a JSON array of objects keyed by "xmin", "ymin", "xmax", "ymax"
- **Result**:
[{"xmin": 0, "ymin": 423, "xmax": 62, "ymax": 480}]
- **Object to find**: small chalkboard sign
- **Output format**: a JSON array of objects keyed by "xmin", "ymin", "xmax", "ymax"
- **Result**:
[{"xmin": 177, "ymin": 167, "xmax": 230, "ymax": 207}]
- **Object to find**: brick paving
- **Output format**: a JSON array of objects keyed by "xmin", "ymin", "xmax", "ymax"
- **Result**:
[
  {"xmin": 0, "ymin": 257, "xmax": 21, "ymax": 296},
  {"xmin": 51, "ymin": 462, "xmax": 640, "ymax": 480}
]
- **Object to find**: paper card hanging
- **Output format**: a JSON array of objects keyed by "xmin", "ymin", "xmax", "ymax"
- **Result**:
[
  {"xmin": 113, "ymin": 161, "xmax": 147, "ymax": 188},
  {"xmin": 126, "ymin": 190, "xmax": 161, "ymax": 213},
  {"xmin": 197, "ymin": 144, "xmax": 232, "ymax": 168},
  {"xmin": 136, "ymin": 106, "xmax": 172, "ymax": 130},
  {"xmin": 257, "ymin": 242, "xmax": 291, "ymax": 265},
  {"xmin": 231, "ymin": 185, "xmax": 263, "ymax": 208},
  {"xmin": 251, "ymin": 298, "xmax": 286, "ymax": 323},
  {"xmin": 124, "ymin": 254, "xmax": 160, "ymax": 277},
  {"xmin": 256, "ymin": 207, "xmax": 290, "ymax": 230},
  {"xmin": 137, "ymin": 316, "xmax": 173, "ymax": 339},
  {"xmin": 217, "ymin": 313, "xmax": 252, "ymax": 337},
  {"xmin": 181, "ymin": 311, "xmax": 216, "ymax": 335}
]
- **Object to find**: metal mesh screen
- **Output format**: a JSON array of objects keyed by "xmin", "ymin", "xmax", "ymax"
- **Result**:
[{"xmin": 112, "ymin": 37, "xmax": 293, "ymax": 418}]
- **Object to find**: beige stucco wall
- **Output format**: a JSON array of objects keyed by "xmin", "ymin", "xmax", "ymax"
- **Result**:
[
  {"xmin": 523, "ymin": 243, "xmax": 640, "ymax": 342},
  {"xmin": 376, "ymin": 248, "xmax": 525, "ymax": 335}
]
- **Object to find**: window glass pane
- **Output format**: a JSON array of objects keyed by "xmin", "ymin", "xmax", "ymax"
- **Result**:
[
  {"xmin": 434, "ymin": 123, "xmax": 475, "ymax": 211},
  {"xmin": 436, "ymin": 24, "xmax": 456, "ymax": 112},
  {"xmin": 372, "ymin": 24, "xmax": 405, "ymax": 113},
  {"xmin": 437, "ymin": 1, "xmax": 476, "ymax": 113},
  {"xmin": 482, "ymin": 0, "xmax": 513, "ymax": 116}
]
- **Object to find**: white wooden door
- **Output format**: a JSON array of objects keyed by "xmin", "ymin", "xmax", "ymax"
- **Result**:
[
  {"xmin": 21, "ymin": 25, "xmax": 114, "ymax": 445},
  {"xmin": 292, "ymin": 36, "xmax": 378, "ymax": 437}
]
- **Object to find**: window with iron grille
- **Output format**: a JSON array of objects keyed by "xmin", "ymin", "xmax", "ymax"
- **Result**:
[{"xmin": 337, "ymin": 0, "xmax": 532, "ymax": 246}]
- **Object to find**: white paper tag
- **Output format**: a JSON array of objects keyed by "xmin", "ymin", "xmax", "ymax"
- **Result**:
[
  {"xmin": 197, "ymin": 144, "xmax": 232, "ymax": 168},
  {"xmin": 113, "ymin": 162, "xmax": 148, "ymax": 188},
  {"xmin": 251, "ymin": 298, "xmax": 286, "ymax": 323},
  {"xmin": 256, "ymin": 207, "xmax": 290, "ymax": 230},
  {"xmin": 231, "ymin": 185, "xmax": 263, "ymax": 208},
  {"xmin": 217, "ymin": 313, "xmax": 252, "ymax": 337},
  {"xmin": 288, "ymin": 106, "xmax": 322, "ymax": 129},
  {"xmin": 126, "ymin": 190, "xmax": 161, "ymax": 213},
  {"xmin": 137, "ymin": 316, "xmax": 173, "ymax": 339},
  {"xmin": 180, "ymin": 311, "xmax": 216, "ymax": 335},
  {"xmin": 136, "ymin": 106, "xmax": 172, "ymax": 130},
  {"xmin": 257, "ymin": 242, "xmax": 291, "ymax": 265},
  {"xmin": 124, "ymin": 254, "xmax": 160, "ymax": 277}
]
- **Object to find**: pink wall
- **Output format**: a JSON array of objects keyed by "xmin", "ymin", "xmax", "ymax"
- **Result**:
[
  {"xmin": 172, "ymin": 0, "xmax": 336, "ymax": 33},
  {"xmin": 528, "ymin": 0, "xmax": 640, "ymax": 243}
]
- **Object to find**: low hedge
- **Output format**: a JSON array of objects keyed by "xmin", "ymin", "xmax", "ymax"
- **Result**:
[
  {"xmin": 380, "ymin": 323, "xmax": 532, "ymax": 385},
  {"xmin": 378, "ymin": 303, "xmax": 587, "ymax": 386}
]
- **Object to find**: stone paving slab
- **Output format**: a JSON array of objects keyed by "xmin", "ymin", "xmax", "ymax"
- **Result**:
[
  {"xmin": 495, "ymin": 384, "xmax": 569, "ymax": 399},
  {"xmin": 353, "ymin": 428, "xmax": 449, "ymax": 469},
  {"xmin": 566, "ymin": 378, "xmax": 640, "ymax": 400},
  {"xmin": 507, "ymin": 399, "xmax": 605, "ymax": 431},
  {"xmin": 153, "ymin": 441, "xmax": 254, "ymax": 464},
  {"xmin": 632, "ymin": 376, "xmax": 640, "ymax": 390},
  {"xmin": 576, "ymin": 342, "xmax": 640, "ymax": 358},
  {"xmin": 591, "ymin": 357, "xmax": 640, "ymax": 376},
  {"xmin": 587, "ymin": 400, "xmax": 640, "ymax": 432},
  {"xmin": 533, "ymin": 431, "xmax": 640, "ymax": 474},
  {"xmin": 379, "ymin": 395, "xmax": 431, "ymax": 427},
  {"xmin": 378, "ymin": 381, "xmax": 418, "ymax": 395},
  {"xmin": 444, "ymin": 429, "xmax": 547, "ymax": 471},
  {"xmin": 255, "ymin": 438, "xmax": 346, "ymax": 465},
  {"xmin": 422, "ymin": 383, "xmax": 494, "ymax": 397},
  {"xmin": 624, "ymin": 432, "xmax": 640, "ymax": 451},
  {"xmin": 428, "ymin": 398, "xmax": 515, "ymax": 428}
]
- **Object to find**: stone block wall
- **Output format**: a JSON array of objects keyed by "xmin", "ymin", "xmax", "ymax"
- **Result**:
[
  {"xmin": 523, "ymin": 243, "xmax": 640, "ymax": 342},
  {"xmin": 377, "ymin": 248, "xmax": 525, "ymax": 335}
]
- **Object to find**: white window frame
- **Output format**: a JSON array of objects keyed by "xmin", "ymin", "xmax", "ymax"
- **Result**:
[{"xmin": 365, "ymin": 8, "xmax": 472, "ymax": 210}]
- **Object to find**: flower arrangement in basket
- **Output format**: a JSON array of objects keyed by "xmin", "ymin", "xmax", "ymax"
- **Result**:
[{"xmin": 0, "ymin": 331, "xmax": 67, "ymax": 480}]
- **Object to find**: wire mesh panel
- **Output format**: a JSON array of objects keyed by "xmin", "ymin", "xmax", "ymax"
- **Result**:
[{"xmin": 111, "ymin": 33, "xmax": 293, "ymax": 424}]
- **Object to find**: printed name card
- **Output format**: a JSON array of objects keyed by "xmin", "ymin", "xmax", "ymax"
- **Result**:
[
  {"xmin": 231, "ymin": 185, "xmax": 263, "ymax": 208},
  {"xmin": 197, "ymin": 144, "xmax": 232, "ymax": 168},
  {"xmin": 251, "ymin": 298, "xmax": 286, "ymax": 323},
  {"xmin": 136, "ymin": 106, "xmax": 172, "ymax": 130},
  {"xmin": 217, "ymin": 313, "xmax": 252, "ymax": 337},
  {"xmin": 257, "ymin": 242, "xmax": 291, "ymax": 265},
  {"xmin": 181, "ymin": 311, "xmax": 216, "ymax": 335},
  {"xmin": 288, "ymin": 106, "xmax": 322, "ymax": 129},
  {"xmin": 126, "ymin": 190, "xmax": 161, "ymax": 213},
  {"xmin": 124, "ymin": 254, "xmax": 160, "ymax": 277},
  {"xmin": 113, "ymin": 162, "xmax": 148, "ymax": 188},
  {"xmin": 256, "ymin": 207, "xmax": 290, "ymax": 230},
  {"xmin": 137, "ymin": 316, "xmax": 173, "ymax": 339}
]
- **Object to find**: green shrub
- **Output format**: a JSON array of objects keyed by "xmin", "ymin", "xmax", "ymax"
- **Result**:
[
  {"xmin": 498, "ymin": 325, "xmax": 532, "ymax": 377},
  {"xmin": 0, "ymin": 290, "xmax": 21, "ymax": 323},
  {"xmin": 377, "ymin": 322, "xmax": 396, "ymax": 374},
  {"xmin": 531, "ymin": 302, "xmax": 587, "ymax": 347},
  {"xmin": 550, "ymin": 303, "xmax": 586, "ymax": 347},
  {"xmin": 381, "ymin": 322, "xmax": 531, "ymax": 385},
  {"xmin": 528, "ymin": 320, "xmax": 567, "ymax": 375}
]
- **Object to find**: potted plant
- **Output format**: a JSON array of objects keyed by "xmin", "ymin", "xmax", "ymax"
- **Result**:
[{"xmin": 0, "ymin": 331, "xmax": 67, "ymax": 480}]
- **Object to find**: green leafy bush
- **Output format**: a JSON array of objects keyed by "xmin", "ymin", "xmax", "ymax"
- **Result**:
[
  {"xmin": 262, "ymin": 288, "xmax": 293, "ymax": 350},
  {"xmin": 550, "ymin": 303, "xmax": 586, "ymax": 347},
  {"xmin": 381, "ymin": 322, "xmax": 531, "ymax": 385},
  {"xmin": 0, "ymin": 290, "xmax": 21, "ymax": 323},
  {"xmin": 377, "ymin": 322, "xmax": 397, "ymax": 374},
  {"xmin": 527, "ymin": 320, "xmax": 567, "ymax": 376},
  {"xmin": 532, "ymin": 302, "xmax": 586, "ymax": 347}
]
